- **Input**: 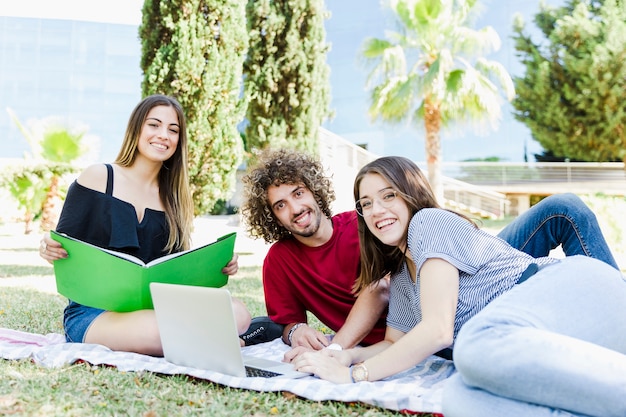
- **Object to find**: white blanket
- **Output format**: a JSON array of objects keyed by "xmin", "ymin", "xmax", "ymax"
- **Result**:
[{"xmin": 0, "ymin": 328, "xmax": 455, "ymax": 413}]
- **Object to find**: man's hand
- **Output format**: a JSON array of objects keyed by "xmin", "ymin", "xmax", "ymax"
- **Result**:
[{"xmin": 289, "ymin": 324, "xmax": 328, "ymax": 350}]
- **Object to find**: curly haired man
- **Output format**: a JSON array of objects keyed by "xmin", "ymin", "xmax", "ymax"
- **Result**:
[{"xmin": 239, "ymin": 149, "xmax": 386, "ymax": 350}]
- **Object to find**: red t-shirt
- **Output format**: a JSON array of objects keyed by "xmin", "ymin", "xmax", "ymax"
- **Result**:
[{"xmin": 262, "ymin": 211, "xmax": 386, "ymax": 345}]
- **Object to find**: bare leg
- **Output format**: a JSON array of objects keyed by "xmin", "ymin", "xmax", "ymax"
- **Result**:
[
  {"xmin": 85, "ymin": 309, "xmax": 163, "ymax": 356},
  {"xmin": 85, "ymin": 299, "xmax": 251, "ymax": 354},
  {"xmin": 232, "ymin": 297, "xmax": 252, "ymax": 335}
]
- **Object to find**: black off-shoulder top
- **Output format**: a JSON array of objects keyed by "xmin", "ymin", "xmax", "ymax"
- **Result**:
[{"xmin": 55, "ymin": 164, "xmax": 169, "ymax": 264}]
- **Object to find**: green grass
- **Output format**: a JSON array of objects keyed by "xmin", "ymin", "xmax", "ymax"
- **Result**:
[
  {"xmin": 4, "ymin": 192, "xmax": 623, "ymax": 415},
  {"xmin": 0, "ymin": 264, "xmax": 421, "ymax": 416}
]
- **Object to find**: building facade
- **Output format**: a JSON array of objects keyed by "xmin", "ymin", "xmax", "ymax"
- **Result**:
[{"xmin": 0, "ymin": 15, "xmax": 142, "ymax": 161}]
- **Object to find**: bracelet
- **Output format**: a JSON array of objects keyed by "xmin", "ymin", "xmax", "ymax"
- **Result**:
[{"xmin": 287, "ymin": 323, "xmax": 307, "ymax": 346}]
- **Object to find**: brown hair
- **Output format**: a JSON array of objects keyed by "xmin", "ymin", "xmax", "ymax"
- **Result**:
[
  {"xmin": 353, "ymin": 156, "xmax": 475, "ymax": 293},
  {"xmin": 115, "ymin": 94, "xmax": 193, "ymax": 252},
  {"xmin": 241, "ymin": 148, "xmax": 335, "ymax": 243}
]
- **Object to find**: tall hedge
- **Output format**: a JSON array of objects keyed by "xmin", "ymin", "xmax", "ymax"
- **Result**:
[
  {"xmin": 140, "ymin": 0, "xmax": 247, "ymax": 214},
  {"xmin": 243, "ymin": 0, "xmax": 332, "ymax": 154}
]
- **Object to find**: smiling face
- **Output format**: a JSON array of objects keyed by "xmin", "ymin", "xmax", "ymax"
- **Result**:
[
  {"xmin": 267, "ymin": 182, "xmax": 323, "ymax": 239},
  {"xmin": 357, "ymin": 173, "xmax": 411, "ymax": 250},
  {"xmin": 136, "ymin": 105, "xmax": 180, "ymax": 163}
]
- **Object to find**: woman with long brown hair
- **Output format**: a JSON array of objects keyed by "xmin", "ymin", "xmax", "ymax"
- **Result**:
[{"xmin": 40, "ymin": 94, "xmax": 250, "ymax": 355}]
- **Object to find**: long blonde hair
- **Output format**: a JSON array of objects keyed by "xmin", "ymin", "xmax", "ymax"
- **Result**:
[{"xmin": 115, "ymin": 94, "xmax": 193, "ymax": 252}]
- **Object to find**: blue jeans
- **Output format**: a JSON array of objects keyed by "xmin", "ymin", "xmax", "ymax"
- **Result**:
[
  {"xmin": 443, "ymin": 256, "xmax": 626, "ymax": 416},
  {"xmin": 497, "ymin": 193, "xmax": 619, "ymax": 270},
  {"xmin": 433, "ymin": 194, "xmax": 619, "ymax": 360},
  {"xmin": 63, "ymin": 301, "xmax": 105, "ymax": 343}
]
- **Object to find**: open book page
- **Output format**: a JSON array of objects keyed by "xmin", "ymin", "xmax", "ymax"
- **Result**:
[
  {"xmin": 51, "ymin": 232, "xmax": 233, "ymax": 267},
  {"xmin": 94, "ymin": 244, "xmax": 147, "ymax": 264},
  {"xmin": 143, "ymin": 232, "xmax": 237, "ymax": 267},
  {"xmin": 51, "ymin": 232, "xmax": 147, "ymax": 265},
  {"xmin": 145, "ymin": 247, "xmax": 193, "ymax": 267}
]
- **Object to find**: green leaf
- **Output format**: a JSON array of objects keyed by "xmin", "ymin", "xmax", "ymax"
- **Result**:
[
  {"xmin": 413, "ymin": 0, "xmax": 442, "ymax": 26},
  {"xmin": 446, "ymin": 69, "xmax": 464, "ymax": 93},
  {"xmin": 41, "ymin": 129, "xmax": 83, "ymax": 163},
  {"xmin": 362, "ymin": 38, "xmax": 393, "ymax": 59}
]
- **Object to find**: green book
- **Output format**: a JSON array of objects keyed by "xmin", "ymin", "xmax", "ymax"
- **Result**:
[{"xmin": 50, "ymin": 230, "xmax": 236, "ymax": 312}]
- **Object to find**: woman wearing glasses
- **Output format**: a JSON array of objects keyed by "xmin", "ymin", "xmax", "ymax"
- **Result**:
[{"xmin": 292, "ymin": 156, "xmax": 626, "ymax": 417}]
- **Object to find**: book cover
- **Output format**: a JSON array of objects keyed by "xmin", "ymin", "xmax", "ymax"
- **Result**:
[{"xmin": 50, "ymin": 230, "xmax": 237, "ymax": 312}]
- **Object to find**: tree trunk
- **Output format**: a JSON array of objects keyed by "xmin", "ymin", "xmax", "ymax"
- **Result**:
[
  {"xmin": 23, "ymin": 210, "xmax": 34, "ymax": 235},
  {"xmin": 40, "ymin": 175, "xmax": 60, "ymax": 232},
  {"xmin": 423, "ymin": 98, "xmax": 443, "ymax": 204}
]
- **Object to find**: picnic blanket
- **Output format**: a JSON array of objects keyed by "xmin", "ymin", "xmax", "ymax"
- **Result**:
[{"xmin": 0, "ymin": 328, "xmax": 455, "ymax": 414}]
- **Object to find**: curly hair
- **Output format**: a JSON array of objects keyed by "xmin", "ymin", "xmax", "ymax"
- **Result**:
[{"xmin": 241, "ymin": 148, "xmax": 335, "ymax": 243}]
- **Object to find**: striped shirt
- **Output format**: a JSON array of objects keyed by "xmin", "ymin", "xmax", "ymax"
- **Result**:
[{"xmin": 387, "ymin": 208, "xmax": 557, "ymax": 344}]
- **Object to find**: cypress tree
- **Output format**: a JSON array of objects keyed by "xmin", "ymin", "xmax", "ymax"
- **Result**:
[
  {"xmin": 140, "ymin": 0, "xmax": 247, "ymax": 214},
  {"xmin": 243, "ymin": 0, "xmax": 332, "ymax": 154}
]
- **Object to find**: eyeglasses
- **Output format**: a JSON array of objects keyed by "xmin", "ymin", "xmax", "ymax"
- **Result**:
[{"xmin": 355, "ymin": 190, "xmax": 398, "ymax": 217}]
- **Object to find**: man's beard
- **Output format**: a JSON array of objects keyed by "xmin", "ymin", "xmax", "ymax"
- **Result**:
[{"xmin": 287, "ymin": 209, "xmax": 322, "ymax": 238}]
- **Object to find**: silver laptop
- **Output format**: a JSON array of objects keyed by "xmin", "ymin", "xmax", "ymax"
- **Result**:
[{"xmin": 150, "ymin": 282, "xmax": 310, "ymax": 379}]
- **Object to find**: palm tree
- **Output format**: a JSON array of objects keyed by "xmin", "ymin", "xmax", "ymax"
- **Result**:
[
  {"xmin": 5, "ymin": 109, "xmax": 90, "ymax": 233},
  {"xmin": 362, "ymin": 0, "xmax": 514, "ymax": 202}
]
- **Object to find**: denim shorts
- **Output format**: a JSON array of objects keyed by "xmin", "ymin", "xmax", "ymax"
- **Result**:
[{"xmin": 63, "ymin": 300, "xmax": 106, "ymax": 343}]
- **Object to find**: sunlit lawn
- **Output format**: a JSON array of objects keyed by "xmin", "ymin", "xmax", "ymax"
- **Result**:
[{"xmin": 2, "ymin": 192, "xmax": 624, "ymax": 415}]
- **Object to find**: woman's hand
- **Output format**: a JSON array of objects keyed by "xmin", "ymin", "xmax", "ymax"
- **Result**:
[
  {"xmin": 39, "ymin": 233, "xmax": 67, "ymax": 264},
  {"xmin": 283, "ymin": 345, "xmax": 313, "ymax": 362},
  {"xmin": 292, "ymin": 349, "xmax": 352, "ymax": 384},
  {"xmin": 222, "ymin": 253, "xmax": 239, "ymax": 276},
  {"xmin": 285, "ymin": 344, "xmax": 353, "ymax": 366}
]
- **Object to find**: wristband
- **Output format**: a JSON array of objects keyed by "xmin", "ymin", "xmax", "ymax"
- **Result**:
[
  {"xmin": 326, "ymin": 343, "xmax": 343, "ymax": 351},
  {"xmin": 287, "ymin": 323, "xmax": 307, "ymax": 346}
]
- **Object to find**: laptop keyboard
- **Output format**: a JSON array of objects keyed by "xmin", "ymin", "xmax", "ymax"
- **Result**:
[{"xmin": 245, "ymin": 366, "xmax": 282, "ymax": 378}]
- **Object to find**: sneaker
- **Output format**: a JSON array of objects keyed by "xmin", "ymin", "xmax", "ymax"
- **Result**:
[{"xmin": 241, "ymin": 316, "xmax": 285, "ymax": 346}]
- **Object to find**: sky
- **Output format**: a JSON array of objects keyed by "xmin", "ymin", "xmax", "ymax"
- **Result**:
[
  {"xmin": 323, "ymin": 0, "xmax": 564, "ymax": 162},
  {"xmin": 1, "ymin": 0, "xmax": 565, "ymax": 162},
  {"xmin": 0, "ymin": 0, "xmax": 143, "ymax": 25}
]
